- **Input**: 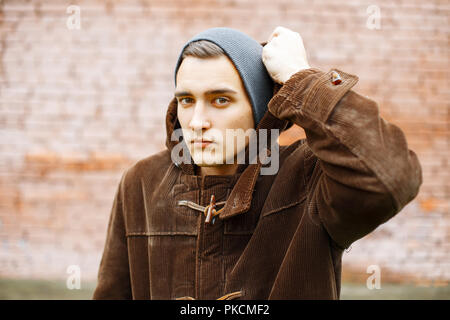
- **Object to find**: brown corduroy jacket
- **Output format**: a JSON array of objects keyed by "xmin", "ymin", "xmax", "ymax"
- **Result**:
[{"xmin": 92, "ymin": 68, "xmax": 422, "ymax": 300}]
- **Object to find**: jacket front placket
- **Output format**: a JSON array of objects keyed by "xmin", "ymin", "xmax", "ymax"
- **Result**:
[{"xmin": 182, "ymin": 174, "xmax": 237, "ymax": 299}]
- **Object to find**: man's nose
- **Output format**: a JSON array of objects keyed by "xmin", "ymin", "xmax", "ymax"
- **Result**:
[{"xmin": 189, "ymin": 102, "xmax": 211, "ymax": 130}]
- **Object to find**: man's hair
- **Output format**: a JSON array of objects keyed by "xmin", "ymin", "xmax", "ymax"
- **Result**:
[{"xmin": 181, "ymin": 40, "xmax": 225, "ymax": 59}]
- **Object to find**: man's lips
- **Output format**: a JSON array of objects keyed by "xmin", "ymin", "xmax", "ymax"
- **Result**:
[{"xmin": 191, "ymin": 139, "xmax": 214, "ymax": 148}]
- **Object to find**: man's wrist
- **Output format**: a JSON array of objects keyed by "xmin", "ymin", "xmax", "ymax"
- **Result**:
[{"xmin": 281, "ymin": 65, "xmax": 312, "ymax": 84}]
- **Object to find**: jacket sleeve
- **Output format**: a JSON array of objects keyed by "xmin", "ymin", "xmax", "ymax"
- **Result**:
[
  {"xmin": 92, "ymin": 170, "xmax": 132, "ymax": 299},
  {"xmin": 268, "ymin": 68, "xmax": 422, "ymax": 249}
]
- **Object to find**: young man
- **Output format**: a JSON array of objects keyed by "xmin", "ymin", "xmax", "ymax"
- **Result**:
[{"xmin": 93, "ymin": 27, "xmax": 422, "ymax": 299}]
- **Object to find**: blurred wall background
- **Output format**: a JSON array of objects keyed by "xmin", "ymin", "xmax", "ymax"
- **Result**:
[{"xmin": 0, "ymin": 0, "xmax": 448, "ymax": 289}]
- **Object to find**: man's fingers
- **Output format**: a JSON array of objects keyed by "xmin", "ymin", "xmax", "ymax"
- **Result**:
[
  {"xmin": 261, "ymin": 45, "xmax": 273, "ymax": 62},
  {"xmin": 268, "ymin": 31, "xmax": 279, "ymax": 42},
  {"xmin": 268, "ymin": 26, "xmax": 286, "ymax": 42}
]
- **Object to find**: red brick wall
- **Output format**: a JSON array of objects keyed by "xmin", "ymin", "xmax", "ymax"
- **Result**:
[{"xmin": 0, "ymin": 0, "xmax": 448, "ymax": 286}]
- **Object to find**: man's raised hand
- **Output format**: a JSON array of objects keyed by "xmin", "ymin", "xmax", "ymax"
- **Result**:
[{"xmin": 262, "ymin": 26, "xmax": 310, "ymax": 84}]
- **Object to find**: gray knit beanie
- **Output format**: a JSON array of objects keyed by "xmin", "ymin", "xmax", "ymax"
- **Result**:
[{"xmin": 174, "ymin": 27, "xmax": 274, "ymax": 127}]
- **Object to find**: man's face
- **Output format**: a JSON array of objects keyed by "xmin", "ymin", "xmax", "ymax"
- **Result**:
[{"xmin": 175, "ymin": 55, "xmax": 255, "ymax": 168}]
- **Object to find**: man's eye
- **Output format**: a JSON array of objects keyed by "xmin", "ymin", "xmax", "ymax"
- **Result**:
[
  {"xmin": 179, "ymin": 97, "xmax": 194, "ymax": 105},
  {"xmin": 213, "ymin": 97, "xmax": 230, "ymax": 107}
]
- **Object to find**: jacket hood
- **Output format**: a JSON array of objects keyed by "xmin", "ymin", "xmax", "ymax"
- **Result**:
[{"xmin": 165, "ymin": 44, "xmax": 292, "ymax": 219}]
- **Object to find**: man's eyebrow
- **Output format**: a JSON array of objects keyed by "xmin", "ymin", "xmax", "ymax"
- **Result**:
[
  {"xmin": 205, "ymin": 88, "xmax": 238, "ymax": 95},
  {"xmin": 174, "ymin": 88, "xmax": 238, "ymax": 97},
  {"xmin": 174, "ymin": 91, "xmax": 191, "ymax": 97}
]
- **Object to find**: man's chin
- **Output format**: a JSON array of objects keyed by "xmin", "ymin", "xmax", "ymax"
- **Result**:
[
  {"xmin": 192, "ymin": 156, "xmax": 237, "ymax": 167},
  {"xmin": 194, "ymin": 159, "xmax": 230, "ymax": 167},
  {"xmin": 195, "ymin": 163, "xmax": 223, "ymax": 168}
]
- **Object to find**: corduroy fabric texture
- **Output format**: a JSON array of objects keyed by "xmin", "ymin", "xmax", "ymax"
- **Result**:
[
  {"xmin": 93, "ymin": 68, "xmax": 422, "ymax": 300},
  {"xmin": 174, "ymin": 27, "xmax": 274, "ymax": 127}
]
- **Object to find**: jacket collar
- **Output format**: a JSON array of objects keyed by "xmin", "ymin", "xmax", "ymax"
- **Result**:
[{"xmin": 165, "ymin": 81, "xmax": 291, "ymax": 220}]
